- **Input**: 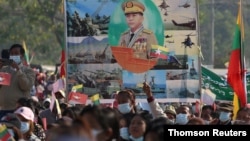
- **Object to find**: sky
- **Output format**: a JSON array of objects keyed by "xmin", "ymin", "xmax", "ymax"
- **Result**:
[{"xmin": 66, "ymin": 0, "xmax": 118, "ymax": 18}]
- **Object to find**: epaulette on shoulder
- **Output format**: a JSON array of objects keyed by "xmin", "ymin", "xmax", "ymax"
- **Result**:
[
  {"xmin": 122, "ymin": 30, "xmax": 129, "ymax": 35},
  {"xmin": 142, "ymin": 29, "xmax": 153, "ymax": 34}
]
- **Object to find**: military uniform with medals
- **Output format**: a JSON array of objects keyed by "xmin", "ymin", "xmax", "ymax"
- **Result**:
[{"xmin": 118, "ymin": 0, "xmax": 158, "ymax": 59}]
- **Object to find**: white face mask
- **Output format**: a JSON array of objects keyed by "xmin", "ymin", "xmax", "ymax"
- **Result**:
[
  {"xmin": 9, "ymin": 55, "xmax": 21, "ymax": 64},
  {"xmin": 119, "ymin": 127, "xmax": 129, "ymax": 140},
  {"xmin": 20, "ymin": 121, "xmax": 30, "ymax": 133},
  {"xmin": 175, "ymin": 113, "xmax": 189, "ymax": 125},
  {"xmin": 129, "ymin": 135, "xmax": 144, "ymax": 141},
  {"xmin": 118, "ymin": 103, "xmax": 131, "ymax": 114}
]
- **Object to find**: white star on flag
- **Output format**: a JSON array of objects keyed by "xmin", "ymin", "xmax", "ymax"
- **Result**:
[{"xmin": 155, "ymin": 48, "xmax": 161, "ymax": 55}]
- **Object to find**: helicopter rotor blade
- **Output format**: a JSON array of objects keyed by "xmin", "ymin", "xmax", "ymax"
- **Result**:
[{"xmin": 180, "ymin": 16, "xmax": 193, "ymax": 20}]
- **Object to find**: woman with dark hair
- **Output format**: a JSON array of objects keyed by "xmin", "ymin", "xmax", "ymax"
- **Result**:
[
  {"xmin": 144, "ymin": 125, "xmax": 165, "ymax": 141},
  {"xmin": 14, "ymin": 106, "xmax": 41, "ymax": 141},
  {"xmin": 116, "ymin": 83, "xmax": 166, "ymax": 140},
  {"xmin": 16, "ymin": 97, "xmax": 46, "ymax": 141},
  {"xmin": 80, "ymin": 105, "xmax": 120, "ymax": 141},
  {"xmin": 128, "ymin": 110, "xmax": 153, "ymax": 141}
]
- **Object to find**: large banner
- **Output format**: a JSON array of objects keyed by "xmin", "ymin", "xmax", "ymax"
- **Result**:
[
  {"xmin": 201, "ymin": 66, "xmax": 250, "ymax": 102},
  {"xmin": 65, "ymin": 0, "xmax": 200, "ymax": 102}
]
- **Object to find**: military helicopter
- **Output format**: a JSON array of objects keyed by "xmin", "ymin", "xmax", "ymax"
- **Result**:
[
  {"xmin": 179, "ymin": 0, "xmax": 191, "ymax": 8},
  {"xmin": 165, "ymin": 34, "xmax": 172, "ymax": 38},
  {"xmin": 158, "ymin": 0, "xmax": 169, "ymax": 11},
  {"xmin": 182, "ymin": 33, "xmax": 195, "ymax": 48},
  {"xmin": 163, "ymin": 10, "xmax": 173, "ymax": 17},
  {"xmin": 172, "ymin": 17, "xmax": 196, "ymax": 30}
]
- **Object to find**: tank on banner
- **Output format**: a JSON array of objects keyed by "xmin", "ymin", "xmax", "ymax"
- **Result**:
[{"xmin": 65, "ymin": 0, "xmax": 201, "ymax": 102}]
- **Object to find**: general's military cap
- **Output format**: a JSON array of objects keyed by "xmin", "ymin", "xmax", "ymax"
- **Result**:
[{"xmin": 122, "ymin": 0, "xmax": 145, "ymax": 14}]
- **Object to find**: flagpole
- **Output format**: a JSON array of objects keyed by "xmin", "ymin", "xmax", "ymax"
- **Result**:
[{"xmin": 239, "ymin": 0, "xmax": 247, "ymax": 105}]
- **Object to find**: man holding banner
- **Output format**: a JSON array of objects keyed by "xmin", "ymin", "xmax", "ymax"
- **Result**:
[{"xmin": 118, "ymin": 0, "xmax": 158, "ymax": 59}]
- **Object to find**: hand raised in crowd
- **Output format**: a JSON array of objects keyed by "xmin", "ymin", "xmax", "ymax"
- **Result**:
[{"xmin": 143, "ymin": 82, "xmax": 153, "ymax": 98}]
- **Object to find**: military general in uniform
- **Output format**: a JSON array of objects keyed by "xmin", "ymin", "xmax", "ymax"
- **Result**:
[{"xmin": 118, "ymin": 0, "xmax": 158, "ymax": 59}]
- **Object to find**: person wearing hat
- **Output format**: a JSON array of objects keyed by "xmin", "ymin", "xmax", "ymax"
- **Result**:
[
  {"xmin": 118, "ymin": 0, "xmax": 158, "ymax": 59},
  {"xmin": 210, "ymin": 102, "xmax": 234, "ymax": 125},
  {"xmin": 14, "ymin": 106, "xmax": 41, "ymax": 140},
  {"xmin": 43, "ymin": 97, "xmax": 51, "ymax": 109},
  {"xmin": 55, "ymin": 90, "xmax": 66, "ymax": 103},
  {"xmin": 164, "ymin": 105, "xmax": 176, "ymax": 124}
]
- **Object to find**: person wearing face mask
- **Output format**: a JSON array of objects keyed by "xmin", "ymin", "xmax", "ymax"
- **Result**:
[
  {"xmin": 0, "ymin": 44, "xmax": 36, "ymax": 119},
  {"xmin": 215, "ymin": 102, "xmax": 234, "ymax": 125},
  {"xmin": 175, "ymin": 105, "xmax": 192, "ymax": 125},
  {"xmin": 117, "ymin": 83, "xmax": 166, "ymax": 140},
  {"xmin": 128, "ymin": 111, "xmax": 153, "ymax": 141},
  {"xmin": 14, "ymin": 106, "xmax": 41, "ymax": 141}
]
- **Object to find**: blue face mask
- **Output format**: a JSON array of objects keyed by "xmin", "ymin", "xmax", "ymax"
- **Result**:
[
  {"xmin": 118, "ymin": 103, "xmax": 131, "ymax": 114},
  {"xmin": 20, "ymin": 121, "xmax": 30, "ymax": 133},
  {"xmin": 9, "ymin": 55, "xmax": 21, "ymax": 64},
  {"xmin": 175, "ymin": 113, "xmax": 188, "ymax": 125},
  {"xmin": 119, "ymin": 127, "xmax": 129, "ymax": 140},
  {"xmin": 219, "ymin": 112, "xmax": 231, "ymax": 122}
]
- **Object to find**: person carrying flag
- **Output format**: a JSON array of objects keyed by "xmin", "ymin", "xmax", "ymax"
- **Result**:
[{"xmin": 0, "ymin": 44, "xmax": 35, "ymax": 119}]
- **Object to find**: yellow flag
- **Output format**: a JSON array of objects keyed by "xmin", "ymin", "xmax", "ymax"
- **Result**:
[
  {"xmin": 71, "ymin": 84, "xmax": 83, "ymax": 92},
  {"xmin": 91, "ymin": 94, "xmax": 100, "ymax": 105},
  {"xmin": 233, "ymin": 93, "xmax": 240, "ymax": 120}
]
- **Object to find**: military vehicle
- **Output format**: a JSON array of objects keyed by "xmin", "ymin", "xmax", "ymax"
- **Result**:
[
  {"xmin": 126, "ymin": 75, "xmax": 165, "ymax": 95},
  {"xmin": 152, "ymin": 55, "xmax": 188, "ymax": 70}
]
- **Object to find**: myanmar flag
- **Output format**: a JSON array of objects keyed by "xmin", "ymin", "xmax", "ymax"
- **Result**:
[
  {"xmin": 22, "ymin": 40, "xmax": 30, "ymax": 65},
  {"xmin": 91, "ymin": 94, "xmax": 100, "ymax": 105},
  {"xmin": 150, "ymin": 45, "xmax": 168, "ymax": 59},
  {"xmin": 71, "ymin": 84, "xmax": 83, "ymax": 92},
  {"xmin": 0, "ymin": 124, "xmax": 12, "ymax": 141},
  {"xmin": 227, "ymin": 3, "xmax": 247, "ymax": 108}
]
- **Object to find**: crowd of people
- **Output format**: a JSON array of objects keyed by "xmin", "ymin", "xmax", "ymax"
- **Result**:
[{"xmin": 0, "ymin": 44, "xmax": 250, "ymax": 141}]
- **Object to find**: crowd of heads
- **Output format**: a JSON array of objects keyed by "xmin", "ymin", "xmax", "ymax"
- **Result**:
[
  {"xmin": 1, "ymin": 43, "xmax": 250, "ymax": 141},
  {"xmin": 0, "ymin": 74, "xmax": 250, "ymax": 141}
]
